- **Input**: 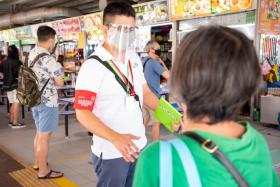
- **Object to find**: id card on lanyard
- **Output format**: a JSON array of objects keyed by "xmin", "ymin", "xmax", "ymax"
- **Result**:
[{"xmin": 109, "ymin": 60, "xmax": 139, "ymax": 112}]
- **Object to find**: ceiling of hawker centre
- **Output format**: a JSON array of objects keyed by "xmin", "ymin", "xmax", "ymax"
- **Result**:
[{"xmin": 0, "ymin": 0, "xmax": 152, "ymax": 17}]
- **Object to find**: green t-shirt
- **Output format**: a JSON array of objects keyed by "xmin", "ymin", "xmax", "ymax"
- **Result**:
[{"xmin": 133, "ymin": 122, "xmax": 279, "ymax": 187}]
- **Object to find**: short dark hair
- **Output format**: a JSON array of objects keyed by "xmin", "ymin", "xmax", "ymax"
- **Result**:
[
  {"xmin": 170, "ymin": 26, "xmax": 261, "ymax": 123},
  {"xmin": 103, "ymin": 1, "xmax": 136, "ymax": 24},
  {"xmin": 37, "ymin": 25, "xmax": 56, "ymax": 42}
]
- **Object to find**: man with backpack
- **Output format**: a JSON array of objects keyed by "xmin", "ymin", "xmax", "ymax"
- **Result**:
[
  {"xmin": 142, "ymin": 41, "xmax": 170, "ymax": 140},
  {"xmin": 28, "ymin": 26, "xmax": 64, "ymax": 179}
]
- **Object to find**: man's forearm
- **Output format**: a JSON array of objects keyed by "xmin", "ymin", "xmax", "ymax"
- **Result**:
[{"xmin": 76, "ymin": 110, "xmax": 119, "ymax": 142}]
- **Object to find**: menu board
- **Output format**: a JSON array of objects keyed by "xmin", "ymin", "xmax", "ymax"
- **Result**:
[
  {"xmin": 134, "ymin": 0, "xmax": 168, "ymax": 25},
  {"xmin": 230, "ymin": 0, "xmax": 253, "ymax": 11},
  {"xmin": 195, "ymin": 0, "xmax": 212, "ymax": 16},
  {"xmin": 0, "ymin": 29, "xmax": 17, "ymax": 41},
  {"xmin": 258, "ymin": 0, "xmax": 280, "ymax": 34},
  {"xmin": 211, "ymin": 0, "xmax": 230, "ymax": 14},
  {"xmin": 80, "ymin": 13, "xmax": 102, "ymax": 32},
  {"xmin": 169, "ymin": 0, "xmax": 254, "ymax": 20},
  {"xmin": 178, "ymin": 0, "xmax": 212, "ymax": 17},
  {"xmin": 80, "ymin": 13, "xmax": 103, "ymax": 45},
  {"xmin": 52, "ymin": 17, "xmax": 81, "ymax": 34},
  {"xmin": 15, "ymin": 26, "xmax": 33, "ymax": 39}
]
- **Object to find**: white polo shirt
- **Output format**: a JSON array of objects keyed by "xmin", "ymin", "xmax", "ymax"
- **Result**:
[{"xmin": 74, "ymin": 45, "xmax": 147, "ymax": 159}]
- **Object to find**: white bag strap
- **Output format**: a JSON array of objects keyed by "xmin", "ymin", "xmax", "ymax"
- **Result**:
[
  {"xmin": 160, "ymin": 141, "xmax": 173, "ymax": 187},
  {"xmin": 170, "ymin": 139, "xmax": 202, "ymax": 187}
]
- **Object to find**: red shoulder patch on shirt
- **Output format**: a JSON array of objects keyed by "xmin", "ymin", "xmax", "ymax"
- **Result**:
[{"xmin": 74, "ymin": 90, "xmax": 97, "ymax": 111}]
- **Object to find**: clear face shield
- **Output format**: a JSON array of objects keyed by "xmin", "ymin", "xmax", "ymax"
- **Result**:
[{"xmin": 105, "ymin": 23, "xmax": 138, "ymax": 61}]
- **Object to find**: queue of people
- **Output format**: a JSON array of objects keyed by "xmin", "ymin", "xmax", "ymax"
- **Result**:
[{"xmin": 0, "ymin": 1, "xmax": 278, "ymax": 187}]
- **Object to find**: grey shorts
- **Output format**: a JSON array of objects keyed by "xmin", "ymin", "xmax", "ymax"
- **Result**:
[{"xmin": 32, "ymin": 104, "xmax": 59, "ymax": 132}]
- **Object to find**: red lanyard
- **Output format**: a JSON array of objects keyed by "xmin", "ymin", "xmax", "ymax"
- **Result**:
[{"xmin": 110, "ymin": 60, "xmax": 135, "ymax": 96}]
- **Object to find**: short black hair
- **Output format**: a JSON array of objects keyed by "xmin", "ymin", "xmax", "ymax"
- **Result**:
[
  {"xmin": 37, "ymin": 25, "xmax": 56, "ymax": 42},
  {"xmin": 103, "ymin": 1, "xmax": 136, "ymax": 24},
  {"xmin": 170, "ymin": 26, "xmax": 261, "ymax": 124}
]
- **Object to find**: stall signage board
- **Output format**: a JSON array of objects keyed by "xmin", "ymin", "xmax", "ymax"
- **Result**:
[
  {"xmin": 179, "ymin": 11, "xmax": 255, "ymax": 30},
  {"xmin": 134, "ymin": 0, "xmax": 168, "ymax": 25},
  {"xmin": 169, "ymin": 0, "xmax": 253, "ymax": 20},
  {"xmin": 52, "ymin": 17, "xmax": 81, "ymax": 34},
  {"xmin": 80, "ymin": 13, "xmax": 102, "ymax": 32},
  {"xmin": 21, "ymin": 38, "xmax": 36, "ymax": 45},
  {"xmin": 211, "ymin": 0, "xmax": 230, "ymax": 14},
  {"xmin": 80, "ymin": 13, "xmax": 104, "ymax": 45},
  {"xmin": 0, "ymin": 29, "xmax": 17, "ymax": 41},
  {"xmin": 258, "ymin": 0, "xmax": 280, "ymax": 34},
  {"xmin": 15, "ymin": 26, "xmax": 33, "ymax": 39},
  {"xmin": 246, "ymin": 11, "xmax": 255, "ymax": 23},
  {"xmin": 168, "ymin": 0, "xmax": 212, "ymax": 18}
]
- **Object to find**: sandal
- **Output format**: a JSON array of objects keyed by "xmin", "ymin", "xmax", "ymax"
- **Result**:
[
  {"xmin": 38, "ymin": 170, "xmax": 63, "ymax": 179},
  {"xmin": 33, "ymin": 162, "xmax": 48, "ymax": 171}
]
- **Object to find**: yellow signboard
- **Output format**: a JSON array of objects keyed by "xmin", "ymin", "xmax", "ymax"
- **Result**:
[{"xmin": 169, "ymin": 0, "xmax": 253, "ymax": 20}]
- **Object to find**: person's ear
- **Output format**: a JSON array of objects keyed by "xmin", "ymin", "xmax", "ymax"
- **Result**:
[
  {"xmin": 101, "ymin": 25, "xmax": 108, "ymax": 41},
  {"xmin": 180, "ymin": 102, "xmax": 188, "ymax": 122},
  {"xmin": 180, "ymin": 102, "xmax": 187, "ymax": 114}
]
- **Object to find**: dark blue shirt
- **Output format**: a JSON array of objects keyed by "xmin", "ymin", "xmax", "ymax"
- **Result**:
[{"xmin": 142, "ymin": 57, "xmax": 165, "ymax": 98}]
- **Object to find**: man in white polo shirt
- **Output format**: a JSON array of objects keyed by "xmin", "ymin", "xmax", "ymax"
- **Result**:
[{"xmin": 74, "ymin": 2, "xmax": 159, "ymax": 187}]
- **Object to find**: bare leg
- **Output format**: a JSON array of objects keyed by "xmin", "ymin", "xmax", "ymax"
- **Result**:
[
  {"xmin": 33, "ymin": 132, "xmax": 38, "ymax": 168},
  {"xmin": 12, "ymin": 103, "xmax": 20, "ymax": 124},
  {"xmin": 36, "ymin": 131, "xmax": 62, "ymax": 178},
  {"xmin": 9, "ymin": 104, "xmax": 14, "ymax": 123}
]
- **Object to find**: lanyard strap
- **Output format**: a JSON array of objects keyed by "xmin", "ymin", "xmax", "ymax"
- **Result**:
[
  {"xmin": 127, "ymin": 61, "xmax": 135, "ymax": 95},
  {"xmin": 109, "ymin": 60, "xmax": 135, "ymax": 96}
]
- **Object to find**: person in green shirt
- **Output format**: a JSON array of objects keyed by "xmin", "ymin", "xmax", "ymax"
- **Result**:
[{"xmin": 133, "ymin": 26, "xmax": 279, "ymax": 187}]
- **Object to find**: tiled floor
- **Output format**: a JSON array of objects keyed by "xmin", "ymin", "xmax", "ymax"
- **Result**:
[{"xmin": 0, "ymin": 104, "xmax": 280, "ymax": 187}]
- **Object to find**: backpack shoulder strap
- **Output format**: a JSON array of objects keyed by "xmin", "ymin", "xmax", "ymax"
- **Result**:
[
  {"xmin": 184, "ymin": 132, "xmax": 249, "ymax": 187},
  {"xmin": 170, "ymin": 139, "xmax": 202, "ymax": 187},
  {"xmin": 143, "ymin": 57, "xmax": 151, "ymax": 72},
  {"xmin": 29, "ymin": 53, "xmax": 49, "ymax": 68},
  {"xmin": 160, "ymin": 141, "xmax": 173, "ymax": 187}
]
